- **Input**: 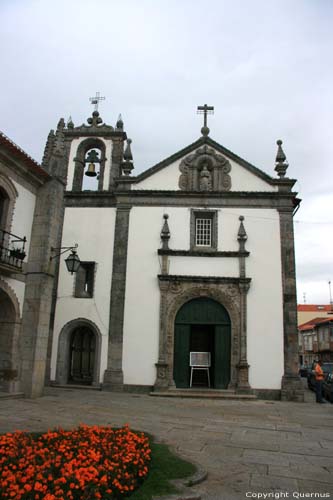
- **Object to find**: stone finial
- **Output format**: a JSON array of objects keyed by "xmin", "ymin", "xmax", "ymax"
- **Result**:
[
  {"xmin": 237, "ymin": 216, "xmax": 247, "ymax": 252},
  {"xmin": 201, "ymin": 125, "xmax": 210, "ymax": 136},
  {"xmin": 67, "ymin": 116, "xmax": 74, "ymax": 129},
  {"xmin": 161, "ymin": 214, "xmax": 170, "ymax": 250},
  {"xmin": 41, "ymin": 129, "xmax": 55, "ymax": 168},
  {"xmin": 275, "ymin": 139, "xmax": 289, "ymax": 178},
  {"xmin": 121, "ymin": 139, "xmax": 134, "ymax": 175},
  {"xmin": 87, "ymin": 110, "xmax": 103, "ymax": 127},
  {"xmin": 116, "ymin": 114, "xmax": 124, "ymax": 130}
]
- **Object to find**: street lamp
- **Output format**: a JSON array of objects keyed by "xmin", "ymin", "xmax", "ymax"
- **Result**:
[{"xmin": 50, "ymin": 244, "xmax": 81, "ymax": 274}]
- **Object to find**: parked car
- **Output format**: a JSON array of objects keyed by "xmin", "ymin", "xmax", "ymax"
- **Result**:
[
  {"xmin": 323, "ymin": 372, "xmax": 333, "ymax": 403},
  {"xmin": 299, "ymin": 364, "xmax": 310, "ymax": 377},
  {"xmin": 307, "ymin": 362, "xmax": 333, "ymax": 391}
]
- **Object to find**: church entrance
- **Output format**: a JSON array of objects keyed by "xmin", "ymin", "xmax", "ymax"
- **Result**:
[
  {"xmin": 68, "ymin": 327, "xmax": 96, "ymax": 385},
  {"xmin": 173, "ymin": 297, "xmax": 231, "ymax": 389}
]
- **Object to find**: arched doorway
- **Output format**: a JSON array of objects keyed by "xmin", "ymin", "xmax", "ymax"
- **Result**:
[
  {"xmin": 68, "ymin": 327, "xmax": 96, "ymax": 385},
  {"xmin": 0, "ymin": 287, "xmax": 20, "ymax": 392},
  {"xmin": 174, "ymin": 297, "xmax": 231, "ymax": 389}
]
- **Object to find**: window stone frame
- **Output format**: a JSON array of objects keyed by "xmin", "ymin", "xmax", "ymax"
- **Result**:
[
  {"xmin": 190, "ymin": 209, "xmax": 218, "ymax": 251},
  {"xmin": 74, "ymin": 261, "xmax": 96, "ymax": 298}
]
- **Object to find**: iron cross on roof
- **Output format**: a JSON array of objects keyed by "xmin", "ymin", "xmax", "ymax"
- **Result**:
[
  {"xmin": 89, "ymin": 92, "xmax": 106, "ymax": 112},
  {"xmin": 197, "ymin": 104, "xmax": 214, "ymax": 136}
]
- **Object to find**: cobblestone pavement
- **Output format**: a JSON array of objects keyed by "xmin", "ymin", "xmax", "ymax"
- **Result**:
[{"xmin": 0, "ymin": 382, "xmax": 332, "ymax": 500}]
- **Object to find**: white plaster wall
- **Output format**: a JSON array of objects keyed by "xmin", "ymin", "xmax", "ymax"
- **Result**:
[
  {"xmin": 123, "ymin": 206, "xmax": 284, "ymax": 389},
  {"xmin": 67, "ymin": 137, "xmax": 113, "ymax": 191},
  {"xmin": 135, "ymin": 152, "xmax": 277, "ymax": 192},
  {"xmin": 2, "ymin": 180, "xmax": 37, "ymax": 316},
  {"xmin": 242, "ymin": 209, "xmax": 284, "ymax": 389},
  {"xmin": 11, "ymin": 180, "xmax": 36, "ymax": 259},
  {"xmin": 51, "ymin": 207, "xmax": 116, "ymax": 382},
  {"xmin": 170, "ymin": 257, "xmax": 239, "ymax": 277}
]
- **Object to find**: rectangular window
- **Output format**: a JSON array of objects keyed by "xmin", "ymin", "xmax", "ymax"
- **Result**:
[
  {"xmin": 196, "ymin": 218, "xmax": 212, "ymax": 246},
  {"xmin": 190, "ymin": 210, "xmax": 218, "ymax": 251},
  {"xmin": 74, "ymin": 262, "xmax": 95, "ymax": 298}
]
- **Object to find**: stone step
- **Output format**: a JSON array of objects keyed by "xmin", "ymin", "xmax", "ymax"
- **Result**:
[
  {"xmin": 49, "ymin": 384, "xmax": 101, "ymax": 391},
  {"xmin": 150, "ymin": 389, "xmax": 257, "ymax": 400},
  {"xmin": 0, "ymin": 392, "xmax": 25, "ymax": 399}
]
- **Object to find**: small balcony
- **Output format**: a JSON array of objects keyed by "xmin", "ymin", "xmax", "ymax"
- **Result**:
[{"xmin": 0, "ymin": 228, "xmax": 27, "ymax": 274}]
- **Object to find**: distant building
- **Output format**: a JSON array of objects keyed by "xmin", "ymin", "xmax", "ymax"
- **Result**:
[
  {"xmin": 297, "ymin": 304, "xmax": 332, "ymax": 327},
  {"xmin": 298, "ymin": 316, "xmax": 333, "ymax": 365}
]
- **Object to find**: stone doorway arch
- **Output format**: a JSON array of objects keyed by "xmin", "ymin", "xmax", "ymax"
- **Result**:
[
  {"xmin": 0, "ymin": 279, "xmax": 21, "ymax": 392},
  {"xmin": 56, "ymin": 318, "xmax": 102, "ymax": 386},
  {"xmin": 154, "ymin": 276, "xmax": 252, "ymax": 392}
]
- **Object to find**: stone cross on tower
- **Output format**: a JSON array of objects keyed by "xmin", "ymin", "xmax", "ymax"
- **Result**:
[
  {"xmin": 197, "ymin": 104, "xmax": 214, "ymax": 136},
  {"xmin": 89, "ymin": 92, "xmax": 106, "ymax": 112}
]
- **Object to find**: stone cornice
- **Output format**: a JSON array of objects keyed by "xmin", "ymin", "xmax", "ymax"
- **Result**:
[
  {"xmin": 65, "ymin": 188, "xmax": 298, "ymax": 209},
  {"xmin": 158, "ymin": 249, "xmax": 250, "ymax": 258},
  {"xmin": 158, "ymin": 274, "xmax": 251, "ymax": 285}
]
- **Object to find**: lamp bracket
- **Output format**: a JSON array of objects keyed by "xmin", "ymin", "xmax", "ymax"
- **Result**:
[{"xmin": 50, "ymin": 243, "xmax": 78, "ymax": 261}]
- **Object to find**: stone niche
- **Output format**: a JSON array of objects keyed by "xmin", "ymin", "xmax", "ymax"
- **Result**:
[{"xmin": 179, "ymin": 145, "xmax": 232, "ymax": 192}]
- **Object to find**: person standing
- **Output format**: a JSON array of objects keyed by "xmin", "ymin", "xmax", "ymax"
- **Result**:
[{"xmin": 315, "ymin": 359, "xmax": 325, "ymax": 403}]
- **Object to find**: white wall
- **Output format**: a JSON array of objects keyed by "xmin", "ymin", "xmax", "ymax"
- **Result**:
[
  {"xmin": 51, "ymin": 207, "xmax": 116, "ymax": 381},
  {"xmin": 122, "ymin": 206, "xmax": 284, "ymax": 389},
  {"xmin": 135, "ymin": 152, "xmax": 278, "ymax": 192},
  {"xmin": 2, "ymin": 180, "xmax": 36, "ymax": 316}
]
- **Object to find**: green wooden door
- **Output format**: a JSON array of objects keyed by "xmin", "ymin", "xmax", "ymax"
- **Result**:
[
  {"xmin": 174, "ymin": 324, "xmax": 190, "ymax": 388},
  {"xmin": 174, "ymin": 298, "xmax": 231, "ymax": 389},
  {"xmin": 214, "ymin": 325, "xmax": 231, "ymax": 389}
]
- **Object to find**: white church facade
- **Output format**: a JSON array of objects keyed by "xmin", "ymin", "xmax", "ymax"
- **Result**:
[{"xmin": 0, "ymin": 105, "xmax": 303, "ymax": 401}]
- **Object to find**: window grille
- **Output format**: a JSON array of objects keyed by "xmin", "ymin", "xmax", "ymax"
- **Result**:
[{"xmin": 195, "ymin": 218, "xmax": 212, "ymax": 247}]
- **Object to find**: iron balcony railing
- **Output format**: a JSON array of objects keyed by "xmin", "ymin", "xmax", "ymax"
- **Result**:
[{"xmin": 0, "ymin": 228, "xmax": 27, "ymax": 271}]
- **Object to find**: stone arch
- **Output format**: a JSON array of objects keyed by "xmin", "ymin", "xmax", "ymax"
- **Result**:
[
  {"xmin": 0, "ymin": 174, "xmax": 18, "ymax": 235},
  {"xmin": 159, "ymin": 281, "xmax": 241, "ymax": 389},
  {"xmin": 56, "ymin": 318, "xmax": 102, "ymax": 386},
  {"xmin": 72, "ymin": 138, "xmax": 107, "ymax": 192},
  {"xmin": 0, "ymin": 278, "xmax": 21, "ymax": 392}
]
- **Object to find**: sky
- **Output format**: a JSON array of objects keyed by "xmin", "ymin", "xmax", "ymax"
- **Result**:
[{"xmin": 1, "ymin": 0, "xmax": 332, "ymax": 304}]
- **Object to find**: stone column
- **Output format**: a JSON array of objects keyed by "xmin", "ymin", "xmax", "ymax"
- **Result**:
[
  {"xmin": 20, "ymin": 177, "xmax": 65, "ymax": 398},
  {"xmin": 236, "ymin": 216, "xmax": 251, "ymax": 392},
  {"xmin": 154, "ymin": 281, "xmax": 170, "ymax": 390},
  {"xmin": 279, "ymin": 208, "xmax": 304, "ymax": 401},
  {"xmin": 103, "ymin": 205, "xmax": 131, "ymax": 391},
  {"xmin": 237, "ymin": 281, "xmax": 251, "ymax": 391}
]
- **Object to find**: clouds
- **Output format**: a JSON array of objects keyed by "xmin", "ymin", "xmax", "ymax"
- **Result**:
[{"xmin": 1, "ymin": 0, "xmax": 332, "ymax": 302}]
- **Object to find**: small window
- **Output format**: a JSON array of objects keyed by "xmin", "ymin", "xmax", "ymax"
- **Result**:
[
  {"xmin": 190, "ymin": 210, "xmax": 218, "ymax": 251},
  {"xmin": 75, "ymin": 262, "xmax": 95, "ymax": 298},
  {"xmin": 196, "ymin": 217, "xmax": 212, "ymax": 247}
]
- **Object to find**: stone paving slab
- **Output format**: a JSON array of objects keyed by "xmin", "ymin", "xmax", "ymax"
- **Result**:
[{"xmin": 0, "ymin": 385, "xmax": 332, "ymax": 499}]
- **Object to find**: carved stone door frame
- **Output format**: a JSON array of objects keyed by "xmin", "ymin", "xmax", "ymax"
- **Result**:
[{"xmin": 154, "ymin": 276, "xmax": 251, "ymax": 392}]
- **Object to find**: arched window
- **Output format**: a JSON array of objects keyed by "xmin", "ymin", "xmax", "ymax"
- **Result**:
[
  {"xmin": 0, "ymin": 187, "xmax": 9, "ymax": 229},
  {"xmin": 0, "ymin": 175, "xmax": 18, "ymax": 247},
  {"xmin": 72, "ymin": 139, "xmax": 106, "ymax": 192}
]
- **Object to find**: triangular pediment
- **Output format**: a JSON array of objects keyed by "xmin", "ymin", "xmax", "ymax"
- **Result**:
[{"xmin": 133, "ymin": 136, "xmax": 276, "ymax": 192}]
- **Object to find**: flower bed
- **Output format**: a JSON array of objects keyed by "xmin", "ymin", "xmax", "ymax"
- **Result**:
[{"xmin": 0, "ymin": 424, "xmax": 151, "ymax": 499}]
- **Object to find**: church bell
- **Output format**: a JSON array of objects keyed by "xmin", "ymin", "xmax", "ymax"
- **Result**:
[{"xmin": 85, "ymin": 162, "xmax": 97, "ymax": 177}]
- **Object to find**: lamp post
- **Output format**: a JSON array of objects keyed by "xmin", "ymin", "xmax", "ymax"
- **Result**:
[{"xmin": 50, "ymin": 244, "xmax": 81, "ymax": 274}]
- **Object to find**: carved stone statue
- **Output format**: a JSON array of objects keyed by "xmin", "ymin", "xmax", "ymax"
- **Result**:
[{"xmin": 199, "ymin": 164, "xmax": 212, "ymax": 191}]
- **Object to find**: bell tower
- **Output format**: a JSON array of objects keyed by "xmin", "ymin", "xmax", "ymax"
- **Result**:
[{"xmin": 42, "ymin": 95, "xmax": 129, "ymax": 192}]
